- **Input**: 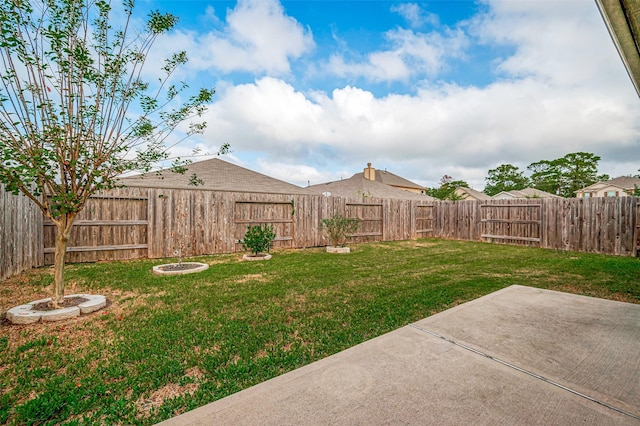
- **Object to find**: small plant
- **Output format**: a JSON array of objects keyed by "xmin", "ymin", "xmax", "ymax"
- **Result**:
[
  {"xmin": 321, "ymin": 214, "xmax": 360, "ymax": 247},
  {"xmin": 240, "ymin": 224, "xmax": 276, "ymax": 256}
]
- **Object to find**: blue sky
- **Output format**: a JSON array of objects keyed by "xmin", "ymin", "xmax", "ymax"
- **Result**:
[{"xmin": 137, "ymin": 0, "xmax": 639, "ymax": 189}]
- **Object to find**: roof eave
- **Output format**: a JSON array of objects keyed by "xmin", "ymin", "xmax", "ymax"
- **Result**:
[{"xmin": 596, "ymin": 0, "xmax": 640, "ymax": 97}]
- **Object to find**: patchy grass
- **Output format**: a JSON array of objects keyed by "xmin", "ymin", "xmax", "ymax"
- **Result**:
[{"xmin": 1, "ymin": 239, "xmax": 639, "ymax": 425}]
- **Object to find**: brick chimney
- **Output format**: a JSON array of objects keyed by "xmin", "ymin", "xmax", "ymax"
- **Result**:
[{"xmin": 364, "ymin": 163, "xmax": 375, "ymax": 181}]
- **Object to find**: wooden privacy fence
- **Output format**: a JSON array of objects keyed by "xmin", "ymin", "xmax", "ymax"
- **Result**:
[
  {"xmin": 2, "ymin": 186, "xmax": 639, "ymax": 274},
  {"xmin": 42, "ymin": 188, "xmax": 432, "ymax": 264},
  {"xmin": 0, "ymin": 185, "xmax": 43, "ymax": 281},
  {"xmin": 434, "ymin": 198, "xmax": 638, "ymax": 256},
  {"xmin": 43, "ymin": 187, "xmax": 149, "ymax": 264}
]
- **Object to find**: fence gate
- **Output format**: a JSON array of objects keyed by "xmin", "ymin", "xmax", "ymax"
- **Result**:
[
  {"xmin": 233, "ymin": 200, "xmax": 295, "ymax": 250},
  {"xmin": 480, "ymin": 202, "xmax": 542, "ymax": 247},
  {"xmin": 346, "ymin": 203, "xmax": 383, "ymax": 243},
  {"xmin": 416, "ymin": 204, "xmax": 434, "ymax": 237},
  {"xmin": 43, "ymin": 189, "xmax": 149, "ymax": 264}
]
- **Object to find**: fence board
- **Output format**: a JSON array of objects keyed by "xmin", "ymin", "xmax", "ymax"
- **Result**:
[
  {"xmin": 480, "ymin": 200, "xmax": 541, "ymax": 247},
  {"xmin": 42, "ymin": 188, "xmax": 148, "ymax": 264},
  {"xmin": 0, "ymin": 185, "xmax": 43, "ymax": 281},
  {"xmin": 5, "ymin": 184, "xmax": 640, "ymax": 281}
]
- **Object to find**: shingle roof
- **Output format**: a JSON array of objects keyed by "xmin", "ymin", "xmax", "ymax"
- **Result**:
[
  {"xmin": 306, "ymin": 173, "xmax": 434, "ymax": 201},
  {"xmin": 356, "ymin": 170, "xmax": 425, "ymax": 190},
  {"xmin": 578, "ymin": 176, "xmax": 640, "ymax": 192},
  {"xmin": 493, "ymin": 187, "xmax": 561, "ymax": 199},
  {"xmin": 510, "ymin": 188, "xmax": 561, "ymax": 198},
  {"xmin": 455, "ymin": 187, "xmax": 492, "ymax": 200},
  {"xmin": 119, "ymin": 158, "xmax": 307, "ymax": 194}
]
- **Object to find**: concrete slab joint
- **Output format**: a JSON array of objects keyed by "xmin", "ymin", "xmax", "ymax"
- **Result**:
[{"xmin": 157, "ymin": 285, "xmax": 640, "ymax": 426}]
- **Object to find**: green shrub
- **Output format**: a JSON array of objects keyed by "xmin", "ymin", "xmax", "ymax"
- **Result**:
[
  {"xmin": 240, "ymin": 224, "xmax": 276, "ymax": 255},
  {"xmin": 321, "ymin": 214, "xmax": 360, "ymax": 247}
]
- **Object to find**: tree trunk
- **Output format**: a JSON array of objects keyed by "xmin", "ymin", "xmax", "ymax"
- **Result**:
[{"xmin": 51, "ymin": 214, "xmax": 75, "ymax": 308}]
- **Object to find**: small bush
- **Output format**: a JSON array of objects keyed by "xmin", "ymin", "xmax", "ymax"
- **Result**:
[
  {"xmin": 240, "ymin": 224, "xmax": 276, "ymax": 255},
  {"xmin": 321, "ymin": 214, "xmax": 360, "ymax": 247}
]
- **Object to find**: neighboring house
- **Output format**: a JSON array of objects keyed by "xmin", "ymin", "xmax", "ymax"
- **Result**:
[
  {"xmin": 454, "ymin": 187, "xmax": 492, "ymax": 201},
  {"xmin": 359, "ymin": 163, "xmax": 427, "ymax": 194},
  {"xmin": 306, "ymin": 169, "xmax": 434, "ymax": 201},
  {"xmin": 119, "ymin": 158, "xmax": 307, "ymax": 194},
  {"xmin": 493, "ymin": 188, "xmax": 561, "ymax": 200},
  {"xmin": 575, "ymin": 176, "xmax": 640, "ymax": 198}
]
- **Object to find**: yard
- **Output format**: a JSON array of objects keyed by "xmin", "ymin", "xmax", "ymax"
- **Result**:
[{"xmin": 1, "ymin": 238, "xmax": 639, "ymax": 425}]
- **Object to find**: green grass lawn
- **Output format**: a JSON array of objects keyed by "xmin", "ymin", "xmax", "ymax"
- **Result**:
[{"xmin": 1, "ymin": 239, "xmax": 639, "ymax": 425}]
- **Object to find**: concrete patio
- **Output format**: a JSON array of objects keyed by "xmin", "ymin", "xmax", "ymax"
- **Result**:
[{"xmin": 158, "ymin": 285, "xmax": 640, "ymax": 425}]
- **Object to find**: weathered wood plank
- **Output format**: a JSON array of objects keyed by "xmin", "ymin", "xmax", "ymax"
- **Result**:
[
  {"xmin": 0, "ymin": 184, "xmax": 44, "ymax": 281},
  {"xmin": 481, "ymin": 234, "xmax": 541, "ymax": 242},
  {"xmin": 43, "ymin": 220, "xmax": 148, "ymax": 226},
  {"xmin": 44, "ymin": 244, "xmax": 148, "ymax": 253},
  {"xmin": 6, "ymin": 185, "xmax": 640, "ymax": 281}
]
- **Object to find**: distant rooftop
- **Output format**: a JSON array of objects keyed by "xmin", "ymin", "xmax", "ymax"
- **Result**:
[
  {"xmin": 306, "ymin": 173, "xmax": 433, "ymax": 201},
  {"xmin": 119, "ymin": 158, "xmax": 307, "ymax": 194}
]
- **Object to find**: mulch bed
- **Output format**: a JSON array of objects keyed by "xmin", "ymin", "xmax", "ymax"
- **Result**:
[
  {"xmin": 156, "ymin": 263, "xmax": 202, "ymax": 272},
  {"xmin": 32, "ymin": 296, "xmax": 89, "ymax": 311}
]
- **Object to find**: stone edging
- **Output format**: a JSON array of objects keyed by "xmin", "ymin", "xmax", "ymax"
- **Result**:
[
  {"xmin": 326, "ymin": 246, "xmax": 351, "ymax": 254},
  {"xmin": 152, "ymin": 262, "xmax": 209, "ymax": 276},
  {"xmin": 242, "ymin": 253, "xmax": 272, "ymax": 261},
  {"xmin": 6, "ymin": 294, "xmax": 107, "ymax": 325}
]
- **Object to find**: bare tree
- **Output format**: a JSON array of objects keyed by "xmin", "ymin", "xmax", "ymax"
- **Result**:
[{"xmin": 0, "ymin": 0, "xmax": 226, "ymax": 307}]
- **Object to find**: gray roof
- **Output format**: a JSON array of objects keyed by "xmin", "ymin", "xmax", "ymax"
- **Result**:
[
  {"xmin": 354, "ymin": 170, "xmax": 425, "ymax": 191},
  {"xmin": 579, "ymin": 176, "xmax": 640, "ymax": 192},
  {"xmin": 306, "ymin": 173, "xmax": 434, "ymax": 201},
  {"xmin": 493, "ymin": 187, "xmax": 561, "ymax": 199},
  {"xmin": 119, "ymin": 158, "xmax": 307, "ymax": 194},
  {"xmin": 456, "ymin": 187, "xmax": 492, "ymax": 200},
  {"xmin": 603, "ymin": 176, "xmax": 640, "ymax": 189}
]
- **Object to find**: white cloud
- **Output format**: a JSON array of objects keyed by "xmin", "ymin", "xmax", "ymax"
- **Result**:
[
  {"xmin": 195, "ymin": 68, "xmax": 639, "ymax": 189},
  {"xmin": 201, "ymin": 5, "xmax": 221, "ymax": 26},
  {"xmin": 391, "ymin": 3, "xmax": 439, "ymax": 28},
  {"xmin": 326, "ymin": 27, "xmax": 468, "ymax": 82},
  {"xmin": 152, "ymin": 0, "xmax": 314, "ymax": 76},
  {"xmin": 169, "ymin": 0, "xmax": 640, "ymax": 190},
  {"xmin": 471, "ymin": 0, "xmax": 624, "ymax": 86}
]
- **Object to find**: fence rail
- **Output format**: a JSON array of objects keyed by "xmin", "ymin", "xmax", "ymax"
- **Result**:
[{"xmin": 2, "ymin": 185, "xmax": 639, "ymax": 281}]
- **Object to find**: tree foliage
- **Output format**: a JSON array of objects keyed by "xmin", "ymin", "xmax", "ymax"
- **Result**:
[
  {"xmin": 427, "ymin": 175, "xmax": 469, "ymax": 200},
  {"xmin": 527, "ymin": 152, "xmax": 605, "ymax": 197},
  {"xmin": 321, "ymin": 214, "xmax": 360, "ymax": 247},
  {"xmin": 484, "ymin": 164, "xmax": 530, "ymax": 196},
  {"xmin": 0, "ymin": 0, "xmax": 223, "ymax": 306},
  {"xmin": 240, "ymin": 224, "xmax": 276, "ymax": 256}
]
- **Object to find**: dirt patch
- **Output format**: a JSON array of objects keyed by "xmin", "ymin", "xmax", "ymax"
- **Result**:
[
  {"xmin": 134, "ymin": 366, "xmax": 205, "ymax": 418},
  {"xmin": 0, "ymin": 282, "xmax": 160, "ymax": 366},
  {"xmin": 135, "ymin": 381, "xmax": 199, "ymax": 418}
]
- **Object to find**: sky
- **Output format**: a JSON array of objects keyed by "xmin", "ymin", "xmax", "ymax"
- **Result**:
[{"xmin": 136, "ymin": 0, "xmax": 640, "ymax": 190}]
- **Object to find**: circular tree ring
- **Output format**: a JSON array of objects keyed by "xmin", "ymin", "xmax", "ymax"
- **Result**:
[
  {"xmin": 6, "ymin": 294, "xmax": 107, "ymax": 325},
  {"xmin": 242, "ymin": 253, "xmax": 272, "ymax": 261},
  {"xmin": 152, "ymin": 262, "xmax": 209, "ymax": 276},
  {"xmin": 326, "ymin": 246, "xmax": 351, "ymax": 254}
]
